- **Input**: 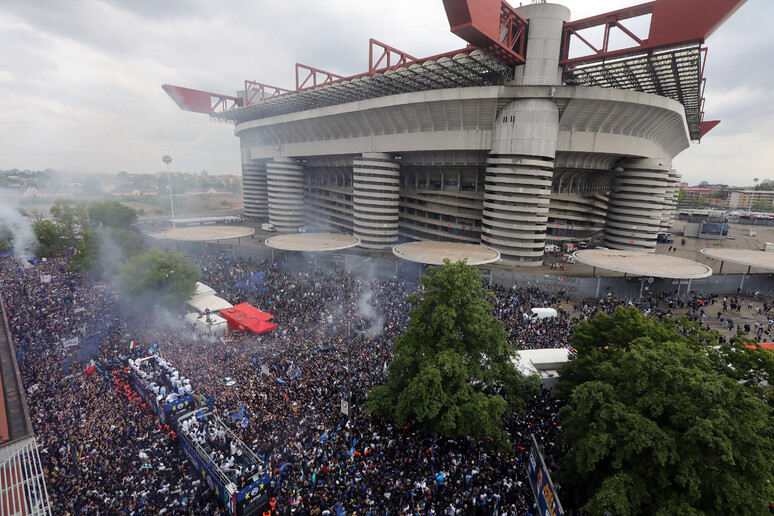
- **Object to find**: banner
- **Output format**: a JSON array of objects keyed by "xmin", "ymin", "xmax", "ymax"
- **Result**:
[
  {"xmin": 526, "ymin": 434, "xmax": 564, "ymax": 516},
  {"xmin": 61, "ymin": 337, "xmax": 80, "ymax": 349}
]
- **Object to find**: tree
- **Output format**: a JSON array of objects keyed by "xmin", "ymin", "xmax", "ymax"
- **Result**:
[
  {"xmin": 0, "ymin": 224, "xmax": 12, "ymax": 252},
  {"xmin": 557, "ymin": 308, "xmax": 774, "ymax": 515},
  {"xmin": 116, "ymin": 248, "xmax": 199, "ymax": 307},
  {"xmin": 88, "ymin": 200, "xmax": 137, "ymax": 229},
  {"xmin": 49, "ymin": 198, "xmax": 88, "ymax": 232},
  {"xmin": 751, "ymin": 200, "xmax": 774, "ymax": 212},
  {"xmin": 32, "ymin": 220, "xmax": 74, "ymax": 257},
  {"xmin": 71, "ymin": 228, "xmax": 143, "ymax": 277},
  {"xmin": 365, "ymin": 259, "xmax": 530, "ymax": 447}
]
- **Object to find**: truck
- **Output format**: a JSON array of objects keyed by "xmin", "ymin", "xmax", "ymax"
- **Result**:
[
  {"xmin": 563, "ymin": 242, "xmax": 578, "ymax": 253},
  {"xmin": 261, "ymin": 223, "xmax": 275, "ymax": 232}
]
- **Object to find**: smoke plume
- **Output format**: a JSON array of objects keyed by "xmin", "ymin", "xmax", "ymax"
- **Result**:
[{"xmin": 0, "ymin": 189, "xmax": 37, "ymax": 262}]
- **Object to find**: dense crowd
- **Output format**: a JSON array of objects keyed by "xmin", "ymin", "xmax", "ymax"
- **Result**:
[{"xmin": 4, "ymin": 248, "xmax": 769, "ymax": 514}]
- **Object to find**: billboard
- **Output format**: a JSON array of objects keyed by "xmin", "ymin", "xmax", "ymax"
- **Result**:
[
  {"xmin": 699, "ymin": 223, "xmax": 729, "ymax": 240},
  {"xmin": 526, "ymin": 434, "xmax": 564, "ymax": 516}
]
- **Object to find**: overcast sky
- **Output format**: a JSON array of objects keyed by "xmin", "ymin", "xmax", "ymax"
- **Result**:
[{"xmin": 0, "ymin": 0, "xmax": 770, "ymax": 186}]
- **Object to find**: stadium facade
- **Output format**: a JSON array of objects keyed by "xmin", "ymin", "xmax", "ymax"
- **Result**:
[{"xmin": 164, "ymin": 0, "xmax": 746, "ymax": 266}]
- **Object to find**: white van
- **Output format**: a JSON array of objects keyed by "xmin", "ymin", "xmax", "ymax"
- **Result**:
[
  {"xmin": 523, "ymin": 307, "xmax": 558, "ymax": 321},
  {"xmin": 261, "ymin": 223, "xmax": 275, "ymax": 232}
]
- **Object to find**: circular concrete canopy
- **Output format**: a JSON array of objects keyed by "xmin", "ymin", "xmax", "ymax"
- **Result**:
[
  {"xmin": 700, "ymin": 248, "xmax": 774, "ymax": 270},
  {"xmin": 392, "ymin": 241, "xmax": 501, "ymax": 266},
  {"xmin": 159, "ymin": 225, "xmax": 254, "ymax": 242},
  {"xmin": 574, "ymin": 249, "xmax": 712, "ymax": 279},
  {"xmin": 264, "ymin": 233, "xmax": 360, "ymax": 252}
]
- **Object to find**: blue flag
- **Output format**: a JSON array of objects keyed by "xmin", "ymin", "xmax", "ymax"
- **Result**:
[
  {"xmin": 320, "ymin": 429, "xmax": 329, "ymax": 443},
  {"xmin": 196, "ymin": 410, "xmax": 207, "ymax": 421},
  {"xmin": 241, "ymin": 417, "xmax": 249, "ymax": 427},
  {"xmin": 230, "ymin": 404, "xmax": 245, "ymax": 421}
]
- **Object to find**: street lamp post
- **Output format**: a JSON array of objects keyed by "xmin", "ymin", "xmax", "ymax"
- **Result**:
[{"xmin": 162, "ymin": 155, "xmax": 176, "ymax": 228}]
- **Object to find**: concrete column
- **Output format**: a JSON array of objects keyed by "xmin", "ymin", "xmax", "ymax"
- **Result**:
[
  {"xmin": 240, "ymin": 141, "xmax": 268, "ymax": 219},
  {"xmin": 266, "ymin": 158, "xmax": 305, "ymax": 231},
  {"xmin": 480, "ymin": 3, "xmax": 568, "ymax": 267},
  {"xmin": 514, "ymin": 3, "xmax": 570, "ymax": 85},
  {"xmin": 603, "ymin": 159, "xmax": 671, "ymax": 252},
  {"xmin": 242, "ymin": 161, "xmax": 268, "ymax": 219},
  {"xmin": 659, "ymin": 169, "xmax": 681, "ymax": 231},
  {"xmin": 482, "ymin": 98, "xmax": 558, "ymax": 266},
  {"xmin": 352, "ymin": 153, "xmax": 400, "ymax": 249}
]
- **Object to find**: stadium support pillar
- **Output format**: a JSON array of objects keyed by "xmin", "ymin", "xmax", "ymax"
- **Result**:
[
  {"xmin": 266, "ymin": 158, "xmax": 306, "ymax": 231},
  {"xmin": 352, "ymin": 153, "xmax": 400, "ymax": 249},
  {"xmin": 481, "ymin": 3, "xmax": 568, "ymax": 267},
  {"xmin": 242, "ymin": 160, "xmax": 268, "ymax": 220},
  {"xmin": 483, "ymin": 98, "xmax": 557, "ymax": 267},
  {"xmin": 603, "ymin": 159, "xmax": 671, "ymax": 252},
  {"xmin": 660, "ymin": 169, "xmax": 681, "ymax": 232}
]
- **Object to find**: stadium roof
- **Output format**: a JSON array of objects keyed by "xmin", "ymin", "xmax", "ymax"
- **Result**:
[
  {"xmin": 563, "ymin": 46, "xmax": 703, "ymax": 140},
  {"xmin": 213, "ymin": 49, "xmax": 510, "ymax": 125}
]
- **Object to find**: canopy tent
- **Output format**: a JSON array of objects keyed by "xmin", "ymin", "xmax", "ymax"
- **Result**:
[
  {"xmin": 195, "ymin": 282, "xmax": 217, "ymax": 297},
  {"xmin": 187, "ymin": 294, "xmax": 233, "ymax": 313},
  {"xmin": 184, "ymin": 312, "xmax": 228, "ymax": 337},
  {"xmin": 219, "ymin": 303, "xmax": 276, "ymax": 334}
]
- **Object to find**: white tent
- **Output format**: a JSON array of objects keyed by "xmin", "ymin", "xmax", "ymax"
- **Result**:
[
  {"xmin": 187, "ymin": 294, "xmax": 232, "ymax": 313},
  {"xmin": 184, "ymin": 312, "xmax": 228, "ymax": 337},
  {"xmin": 194, "ymin": 282, "xmax": 217, "ymax": 298},
  {"xmin": 512, "ymin": 348, "xmax": 571, "ymax": 389}
]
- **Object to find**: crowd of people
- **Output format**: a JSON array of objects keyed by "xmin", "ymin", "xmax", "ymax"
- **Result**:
[{"xmin": 3, "ymin": 247, "xmax": 768, "ymax": 515}]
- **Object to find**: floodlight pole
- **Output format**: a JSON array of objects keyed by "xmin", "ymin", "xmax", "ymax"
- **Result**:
[{"xmin": 162, "ymin": 155, "xmax": 176, "ymax": 229}]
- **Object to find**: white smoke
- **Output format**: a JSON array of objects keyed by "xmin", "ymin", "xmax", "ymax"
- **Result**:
[{"xmin": 0, "ymin": 189, "xmax": 37, "ymax": 262}]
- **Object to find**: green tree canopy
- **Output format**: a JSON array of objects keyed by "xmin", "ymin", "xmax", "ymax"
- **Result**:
[
  {"xmin": 71, "ymin": 227, "xmax": 143, "ymax": 277},
  {"xmin": 49, "ymin": 198, "xmax": 89, "ymax": 232},
  {"xmin": 365, "ymin": 259, "xmax": 530, "ymax": 447},
  {"xmin": 32, "ymin": 219, "xmax": 74, "ymax": 257},
  {"xmin": 751, "ymin": 200, "xmax": 774, "ymax": 212},
  {"xmin": 0, "ymin": 224, "xmax": 12, "ymax": 252},
  {"xmin": 116, "ymin": 248, "xmax": 199, "ymax": 307},
  {"xmin": 558, "ymin": 308, "xmax": 774, "ymax": 515},
  {"xmin": 87, "ymin": 200, "xmax": 137, "ymax": 229}
]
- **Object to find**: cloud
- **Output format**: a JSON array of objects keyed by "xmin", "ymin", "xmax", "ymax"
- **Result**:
[{"xmin": 0, "ymin": 0, "xmax": 770, "ymax": 189}]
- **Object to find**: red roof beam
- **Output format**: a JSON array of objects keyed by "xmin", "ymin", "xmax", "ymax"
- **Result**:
[
  {"xmin": 369, "ymin": 39, "xmax": 418, "ymax": 74},
  {"xmin": 244, "ymin": 81, "xmax": 293, "ymax": 106},
  {"xmin": 295, "ymin": 64, "xmax": 345, "ymax": 92},
  {"xmin": 442, "ymin": 0, "xmax": 528, "ymax": 66},
  {"xmin": 162, "ymin": 84, "xmax": 242, "ymax": 114},
  {"xmin": 561, "ymin": 0, "xmax": 748, "ymax": 68}
]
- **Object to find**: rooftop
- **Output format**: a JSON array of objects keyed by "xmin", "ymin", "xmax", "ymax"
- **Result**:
[
  {"xmin": 392, "ymin": 241, "xmax": 500, "ymax": 266},
  {"xmin": 264, "ymin": 233, "xmax": 360, "ymax": 252},
  {"xmin": 573, "ymin": 249, "xmax": 712, "ymax": 279}
]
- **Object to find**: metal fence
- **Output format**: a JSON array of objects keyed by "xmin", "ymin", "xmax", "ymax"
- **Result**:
[
  {"xmin": 146, "ymin": 237, "xmax": 774, "ymax": 299},
  {"xmin": 0, "ymin": 437, "xmax": 52, "ymax": 516}
]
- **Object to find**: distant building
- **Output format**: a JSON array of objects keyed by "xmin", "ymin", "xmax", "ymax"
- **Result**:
[{"xmin": 727, "ymin": 190, "xmax": 774, "ymax": 209}]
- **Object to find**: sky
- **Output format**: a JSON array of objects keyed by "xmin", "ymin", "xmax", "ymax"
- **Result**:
[{"xmin": 0, "ymin": 0, "xmax": 771, "ymax": 186}]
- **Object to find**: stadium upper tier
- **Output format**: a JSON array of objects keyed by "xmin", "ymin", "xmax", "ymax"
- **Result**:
[{"xmin": 164, "ymin": 0, "xmax": 746, "ymax": 267}]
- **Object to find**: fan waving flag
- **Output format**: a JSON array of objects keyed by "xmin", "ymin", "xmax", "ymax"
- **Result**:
[
  {"xmin": 84, "ymin": 359, "xmax": 96, "ymax": 375},
  {"xmin": 129, "ymin": 340, "xmax": 137, "ymax": 350}
]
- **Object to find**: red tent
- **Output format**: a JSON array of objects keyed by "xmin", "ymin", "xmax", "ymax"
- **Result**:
[
  {"xmin": 744, "ymin": 342, "xmax": 774, "ymax": 352},
  {"xmin": 219, "ymin": 303, "xmax": 276, "ymax": 334}
]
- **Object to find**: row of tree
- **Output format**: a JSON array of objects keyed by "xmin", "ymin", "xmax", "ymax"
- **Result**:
[
  {"xmin": 1, "ymin": 198, "xmax": 200, "ymax": 308},
  {"xmin": 365, "ymin": 260, "xmax": 774, "ymax": 515}
]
